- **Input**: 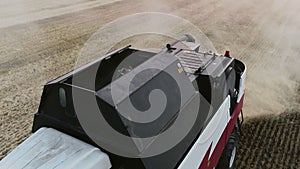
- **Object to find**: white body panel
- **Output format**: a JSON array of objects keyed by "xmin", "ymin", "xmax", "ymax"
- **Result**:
[
  {"xmin": 237, "ymin": 66, "xmax": 247, "ymax": 103},
  {"xmin": 178, "ymin": 96, "xmax": 231, "ymax": 169},
  {"xmin": 0, "ymin": 128, "xmax": 111, "ymax": 169}
]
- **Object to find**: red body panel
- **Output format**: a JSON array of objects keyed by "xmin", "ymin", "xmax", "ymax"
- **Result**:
[{"xmin": 198, "ymin": 95, "xmax": 245, "ymax": 169}]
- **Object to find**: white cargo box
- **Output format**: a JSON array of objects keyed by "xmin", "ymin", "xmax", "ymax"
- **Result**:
[{"xmin": 0, "ymin": 127, "xmax": 111, "ymax": 169}]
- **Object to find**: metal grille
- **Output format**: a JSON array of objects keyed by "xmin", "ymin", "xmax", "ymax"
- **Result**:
[{"xmin": 176, "ymin": 50, "xmax": 214, "ymax": 74}]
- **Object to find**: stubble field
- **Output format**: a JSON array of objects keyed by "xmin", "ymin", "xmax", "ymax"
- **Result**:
[{"xmin": 0, "ymin": 0, "xmax": 299, "ymax": 168}]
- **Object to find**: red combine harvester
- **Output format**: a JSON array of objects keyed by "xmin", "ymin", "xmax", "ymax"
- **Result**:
[{"xmin": 0, "ymin": 35, "xmax": 246, "ymax": 169}]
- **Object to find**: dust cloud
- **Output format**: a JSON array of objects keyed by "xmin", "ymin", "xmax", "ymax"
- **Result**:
[
  {"xmin": 138, "ymin": 0, "xmax": 300, "ymax": 117},
  {"xmin": 240, "ymin": 0, "xmax": 300, "ymax": 117}
]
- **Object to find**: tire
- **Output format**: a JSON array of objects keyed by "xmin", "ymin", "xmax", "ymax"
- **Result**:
[{"xmin": 216, "ymin": 136, "xmax": 238, "ymax": 169}]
